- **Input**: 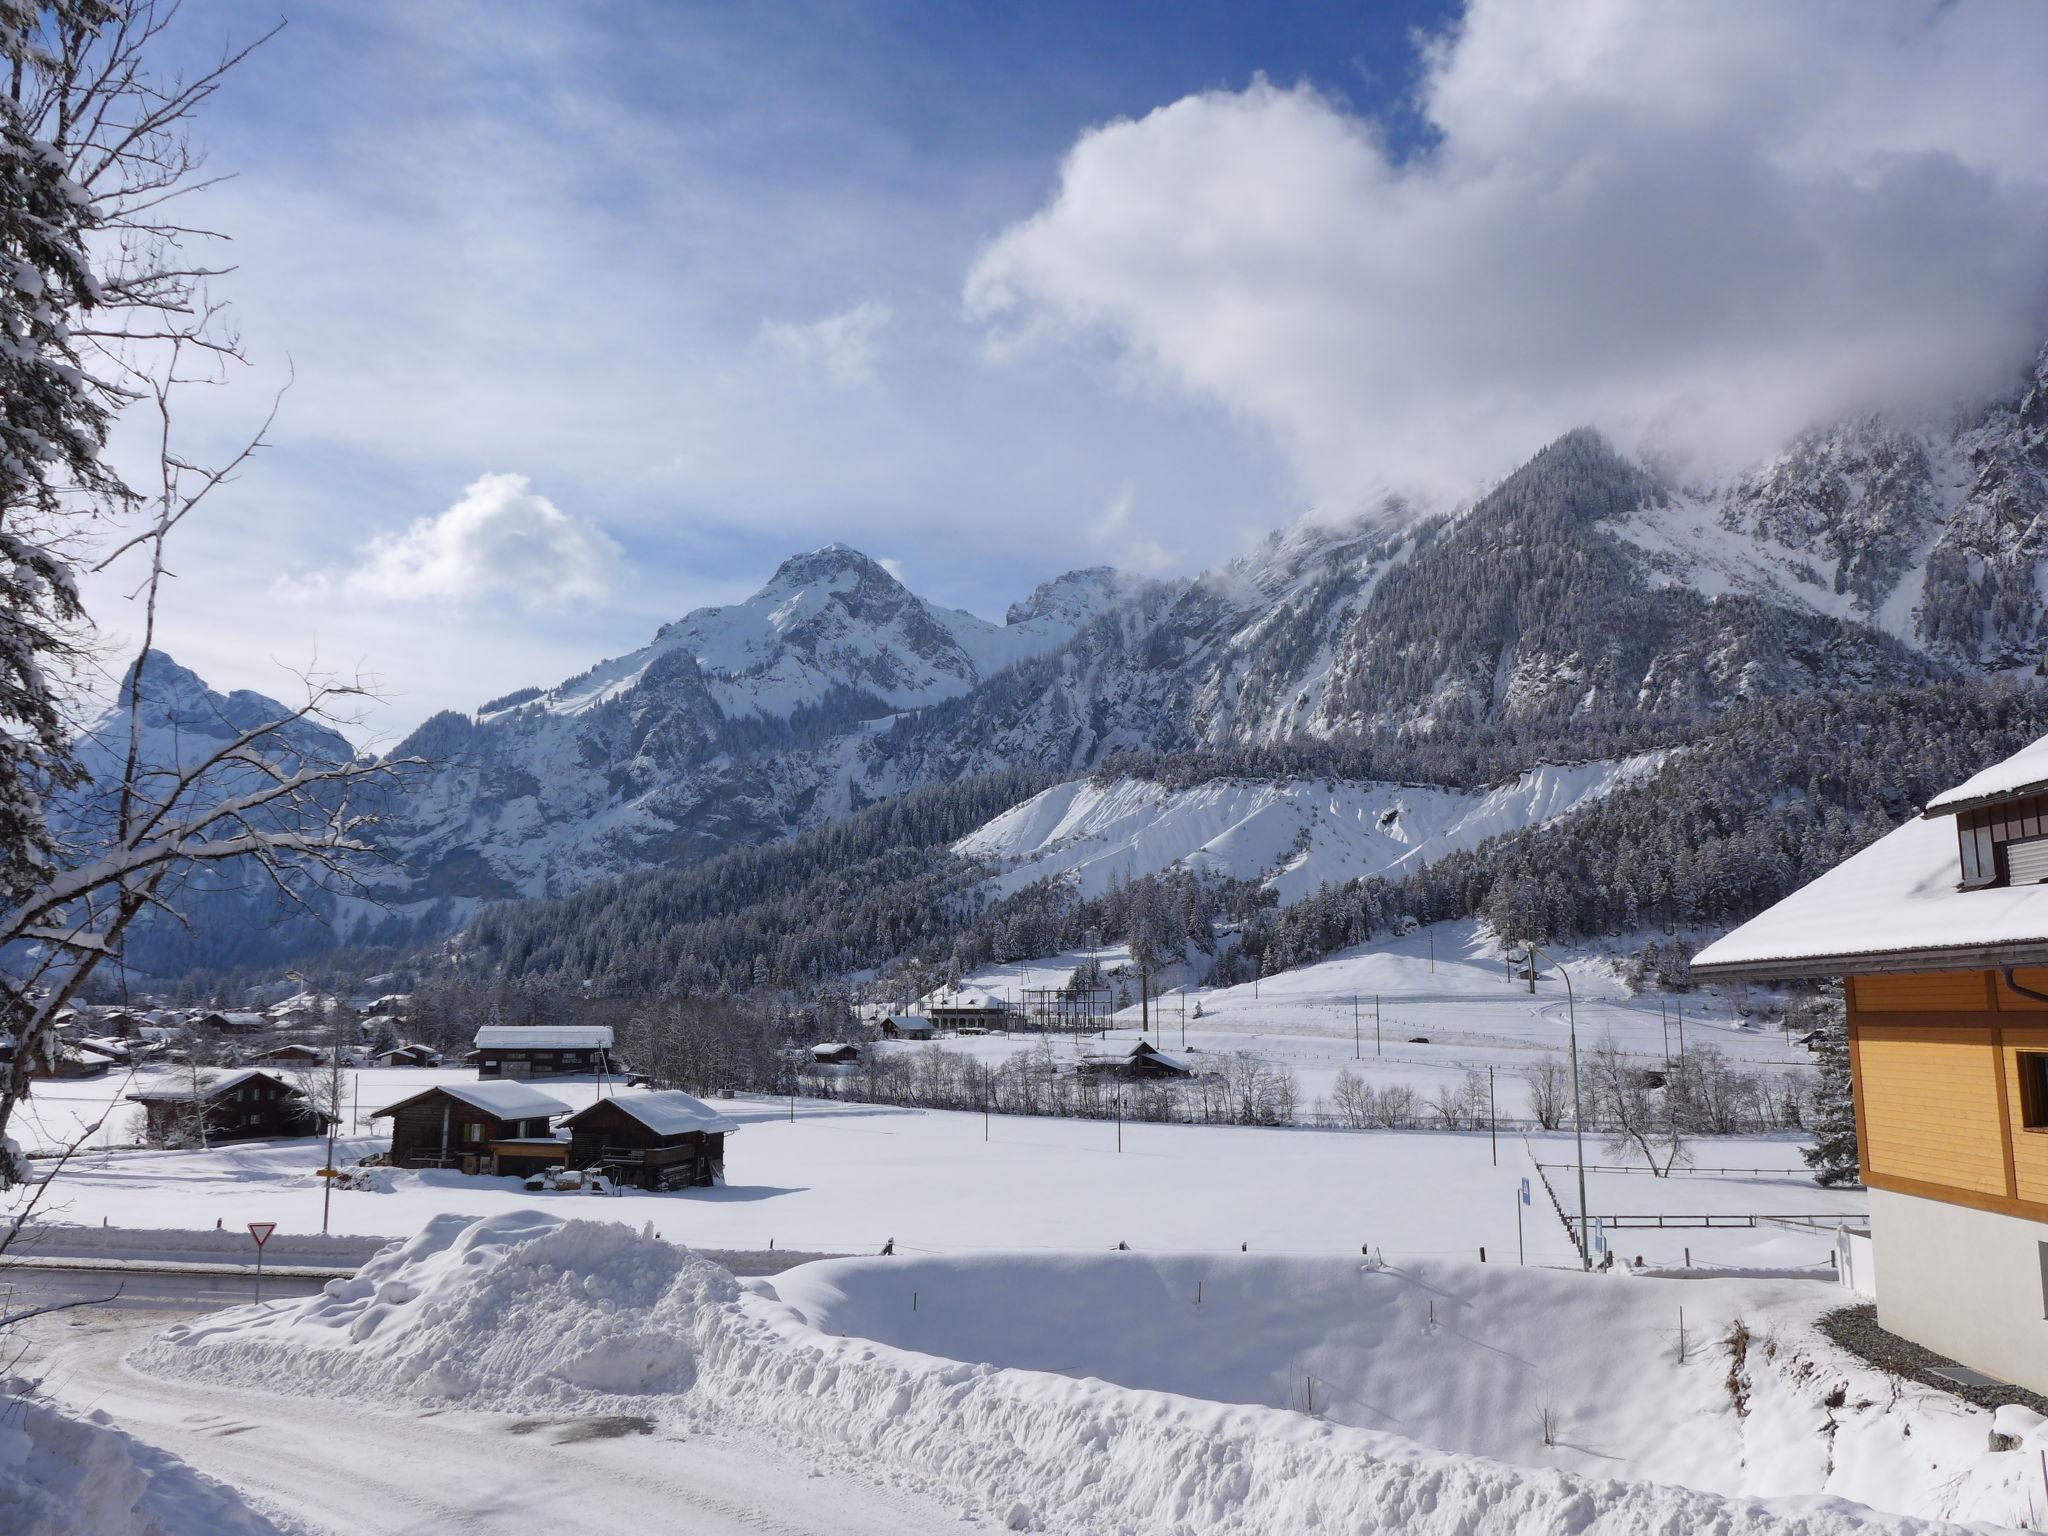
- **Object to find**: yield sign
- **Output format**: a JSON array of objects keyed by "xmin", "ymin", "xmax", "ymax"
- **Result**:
[{"xmin": 247, "ymin": 1222, "xmax": 277, "ymax": 1248}]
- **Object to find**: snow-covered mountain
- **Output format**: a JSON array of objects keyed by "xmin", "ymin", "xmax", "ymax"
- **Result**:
[
  {"xmin": 955, "ymin": 754, "xmax": 1671, "ymax": 907},
  {"xmin": 368, "ymin": 548, "xmax": 1165, "ymax": 911}
]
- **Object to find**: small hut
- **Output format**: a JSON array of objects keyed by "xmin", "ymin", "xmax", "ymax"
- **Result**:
[
  {"xmin": 879, "ymin": 1015, "xmax": 934, "ymax": 1040},
  {"xmin": 373, "ymin": 1043, "xmax": 441, "ymax": 1068},
  {"xmin": 810, "ymin": 1041, "xmax": 861, "ymax": 1066},
  {"xmin": 372, "ymin": 1081, "xmax": 571, "ymax": 1176},
  {"xmin": 473, "ymin": 1024, "xmax": 614, "ymax": 1079},
  {"xmin": 561, "ymin": 1091, "xmax": 736, "ymax": 1190}
]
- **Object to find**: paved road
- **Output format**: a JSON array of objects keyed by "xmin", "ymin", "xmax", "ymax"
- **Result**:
[
  {"xmin": 22, "ymin": 1311, "xmax": 966, "ymax": 1536},
  {"xmin": 3, "ymin": 1263, "xmax": 334, "ymax": 1314}
]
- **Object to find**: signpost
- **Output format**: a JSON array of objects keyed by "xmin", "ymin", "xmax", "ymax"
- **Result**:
[{"xmin": 248, "ymin": 1221, "xmax": 276, "ymax": 1304}]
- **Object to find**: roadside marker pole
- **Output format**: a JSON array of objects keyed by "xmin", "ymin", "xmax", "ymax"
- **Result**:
[
  {"xmin": 1517, "ymin": 1177, "xmax": 1529, "ymax": 1265},
  {"xmin": 1353, "ymin": 996, "xmax": 1360, "ymax": 1060},
  {"xmin": 1489, "ymin": 1068, "xmax": 1497, "ymax": 1166},
  {"xmin": 1375, "ymin": 996, "xmax": 1381, "ymax": 1057}
]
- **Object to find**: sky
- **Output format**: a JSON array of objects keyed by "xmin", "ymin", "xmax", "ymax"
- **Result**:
[{"xmin": 77, "ymin": 0, "xmax": 2048, "ymax": 745}]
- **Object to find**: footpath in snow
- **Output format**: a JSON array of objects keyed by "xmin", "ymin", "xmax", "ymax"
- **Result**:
[{"xmin": 125, "ymin": 1211, "xmax": 2041, "ymax": 1533}]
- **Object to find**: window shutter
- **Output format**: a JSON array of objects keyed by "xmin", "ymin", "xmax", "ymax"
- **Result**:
[{"xmin": 2011, "ymin": 836, "xmax": 2048, "ymax": 886}]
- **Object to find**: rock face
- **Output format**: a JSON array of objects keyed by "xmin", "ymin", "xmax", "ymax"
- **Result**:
[{"xmin": 92, "ymin": 347, "xmax": 2048, "ymax": 973}]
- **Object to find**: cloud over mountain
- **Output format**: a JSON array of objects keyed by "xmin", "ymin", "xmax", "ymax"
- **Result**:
[
  {"xmin": 344, "ymin": 473, "xmax": 619, "ymax": 607},
  {"xmin": 968, "ymin": 0, "xmax": 2048, "ymax": 510}
]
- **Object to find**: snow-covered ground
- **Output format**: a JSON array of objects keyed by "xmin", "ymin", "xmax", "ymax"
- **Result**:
[
  {"xmin": 956, "ymin": 757, "xmax": 1669, "ymax": 904},
  {"xmin": 11, "ymin": 1070, "xmax": 1854, "ymax": 1272},
  {"xmin": 57, "ymin": 1209, "xmax": 2032, "ymax": 1533}
]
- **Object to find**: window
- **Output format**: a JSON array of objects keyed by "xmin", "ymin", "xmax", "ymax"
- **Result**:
[
  {"xmin": 2022, "ymin": 1053, "xmax": 2048, "ymax": 1131},
  {"xmin": 464, "ymin": 1122, "xmax": 483, "ymax": 1143}
]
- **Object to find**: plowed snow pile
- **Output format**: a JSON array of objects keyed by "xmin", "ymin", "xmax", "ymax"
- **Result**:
[
  {"xmin": 1, "ymin": 1382, "xmax": 284, "ymax": 1536},
  {"xmin": 135, "ymin": 1212, "xmax": 1989, "ymax": 1534}
]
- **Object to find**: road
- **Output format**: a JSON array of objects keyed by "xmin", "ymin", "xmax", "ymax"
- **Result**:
[
  {"xmin": 3, "ymin": 1263, "xmax": 334, "ymax": 1313},
  {"xmin": 20, "ymin": 1303, "xmax": 969, "ymax": 1536}
]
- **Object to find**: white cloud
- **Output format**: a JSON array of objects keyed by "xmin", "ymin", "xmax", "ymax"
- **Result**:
[
  {"xmin": 1088, "ymin": 486, "xmax": 1179, "ymax": 575},
  {"xmin": 341, "ymin": 473, "xmax": 619, "ymax": 607},
  {"xmin": 968, "ymin": 0, "xmax": 2048, "ymax": 510},
  {"xmin": 761, "ymin": 300, "xmax": 894, "ymax": 386}
]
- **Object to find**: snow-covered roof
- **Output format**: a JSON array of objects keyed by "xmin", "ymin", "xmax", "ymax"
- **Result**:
[
  {"xmin": 929, "ymin": 990, "xmax": 1009, "ymax": 1012},
  {"xmin": 812, "ymin": 1041, "xmax": 859, "ymax": 1056},
  {"xmin": 1080, "ymin": 1040, "xmax": 1190, "ymax": 1071},
  {"xmin": 371, "ymin": 1080, "xmax": 571, "ymax": 1121},
  {"xmin": 567, "ymin": 1090, "xmax": 736, "ymax": 1136},
  {"xmin": 472, "ymin": 1024, "xmax": 613, "ymax": 1050},
  {"xmin": 1693, "ymin": 810, "xmax": 2048, "ymax": 980},
  {"xmin": 1925, "ymin": 734, "xmax": 2048, "ymax": 817},
  {"xmin": 130, "ymin": 1068, "xmax": 294, "ymax": 1103},
  {"xmin": 883, "ymin": 1015, "xmax": 933, "ymax": 1032}
]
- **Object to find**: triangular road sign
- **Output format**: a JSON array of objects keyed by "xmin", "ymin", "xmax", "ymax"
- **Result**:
[{"xmin": 247, "ymin": 1222, "xmax": 277, "ymax": 1247}]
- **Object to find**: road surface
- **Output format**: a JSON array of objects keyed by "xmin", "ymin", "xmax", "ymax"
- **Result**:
[{"xmin": 21, "ymin": 1305, "xmax": 969, "ymax": 1535}]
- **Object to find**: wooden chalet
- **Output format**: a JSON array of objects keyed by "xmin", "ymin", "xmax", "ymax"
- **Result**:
[
  {"xmin": 251, "ymin": 1042, "xmax": 326, "ymax": 1066},
  {"xmin": 128, "ymin": 1069, "xmax": 329, "ymax": 1144},
  {"xmin": 561, "ymin": 1091, "xmax": 737, "ymax": 1190},
  {"xmin": 373, "ymin": 1043, "xmax": 441, "ymax": 1068},
  {"xmin": 196, "ymin": 1010, "xmax": 269, "ymax": 1035},
  {"xmin": 372, "ymin": 1081, "xmax": 571, "ymax": 1176},
  {"xmin": 1076, "ymin": 1039, "xmax": 1192, "ymax": 1081},
  {"xmin": 1696, "ymin": 730, "xmax": 2048, "ymax": 1396},
  {"xmin": 473, "ymin": 1023, "xmax": 614, "ymax": 1079},
  {"xmin": 810, "ymin": 1041, "xmax": 861, "ymax": 1066},
  {"xmin": 879, "ymin": 1015, "xmax": 934, "ymax": 1039}
]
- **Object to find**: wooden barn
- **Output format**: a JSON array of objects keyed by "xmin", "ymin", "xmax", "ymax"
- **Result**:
[
  {"xmin": 372, "ymin": 1081, "xmax": 571, "ymax": 1176},
  {"xmin": 879, "ymin": 1015, "xmax": 934, "ymax": 1040},
  {"xmin": 473, "ymin": 1023, "xmax": 614, "ymax": 1079},
  {"xmin": 810, "ymin": 1041, "xmax": 861, "ymax": 1066},
  {"xmin": 251, "ymin": 1042, "xmax": 326, "ymax": 1066},
  {"xmin": 561, "ymin": 1091, "xmax": 737, "ymax": 1190},
  {"xmin": 128, "ymin": 1069, "xmax": 329, "ymax": 1144},
  {"xmin": 1076, "ymin": 1039, "xmax": 1192, "ymax": 1081}
]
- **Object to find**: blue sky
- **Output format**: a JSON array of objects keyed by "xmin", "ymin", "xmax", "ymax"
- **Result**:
[{"xmin": 91, "ymin": 1, "xmax": 2048, "ymax": 741}]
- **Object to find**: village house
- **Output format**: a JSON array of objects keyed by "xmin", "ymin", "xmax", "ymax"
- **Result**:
[
  {"xmin": 560, "ymin": 1090, "xmax": 737, "ymax": 1190},
  {"xmin": 373, "ymin": 1043, "xmax": 441, "ymax": 1068},
  {"xmin": 1696, "ymin": 731, "xmax": 2048, "ymax": 1396},
  {"xmin": 371, "ymin": 1081, "xmax": 571, "ymax": 1176},
  {"xmin": 195, "ymin": 1010, "xmax": 269, "ymax": 1035},
  {"xmin": 127, "ymin": 1069, "xmax": 329, "ymax": 1145},
  {"xmin": 926, "ymin": 989, "xmax": 1016, "ymax": 1033},
  {"xmin": 810, "ymin": 1041, "xmax": 861, "ymax": 1066},
  {"xmin": 473, "ymin": 1023, "xmax": 615, "ymax": 1079},
  {"xmin": 1075, "ymin": 1038, "xmax": 1193, "ymax": 1081},
  {"xmin": 879, "ymin": 1015, "xmax": 935, "ymax": 1040},
  {"xmin": 250, "ymin": 1042, "xmax": 328, "ymax": 1067}
]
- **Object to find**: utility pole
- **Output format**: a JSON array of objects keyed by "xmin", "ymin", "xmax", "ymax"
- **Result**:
[
  {"xmin": 1428, "ymin": 928, "xmax": 1435, "ymax": 973},
  {"xmin": 1179, "ymin": 988, "xmax": 1186, "ymax": 1051},
  {"xmin": 1115, "ymin": 1094, "xmax": 1123, "ymax": 1154},
  {"xmin": 1488, "ymin": 1067, "xmax": 1497, "ymax": 1166},
  {"xmin": 1527, "ymin": 943, "xmax": 1590, "ymax": 1271},
  {"xmin": 1375, "ymin": 995, "xmax": 1381, "ymax": 1056},
  {"xmin": 1140, "ymin": 964, "xmax": 1149, "ymax": 1039},
  {"xmin": 1352, "ymin": 995, "xmax": 1360, "ymax": 1060},
  {"xmin": 1661, "ymin": 997, "xmax": 1670, "ymax": 1066}
]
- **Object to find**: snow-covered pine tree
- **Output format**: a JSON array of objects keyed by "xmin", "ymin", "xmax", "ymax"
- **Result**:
[{"xmin": 1802, "ymin": 996, "xmax": 1860, "ymax": 1187}]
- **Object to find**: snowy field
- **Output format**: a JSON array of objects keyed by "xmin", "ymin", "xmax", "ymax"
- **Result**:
[
  {"xmin": 937, "ymin": 918, "xmax": 1819, "ymax": 1119},
  {"xmin": 12, "ymin": 1066, "xmax": 1858, "ymax": 1272}
]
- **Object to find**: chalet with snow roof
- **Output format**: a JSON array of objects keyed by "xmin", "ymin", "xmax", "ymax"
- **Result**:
[
  {"xmin": 128, "ymin": 1069, "xmax": 329, "ymax": 1145},
  {"xmin": 473, "ymin": 1023, "xmax": 614, "ymax": 1079},
  {"xmin": 1075, "ymin": 1038, "xmax": 1192, "ymax": 1081},
  {"xmin": 1695, "ymin": 732, "xmax": 2048, "ymax": 1395},
  {"xmin": 879, "ymin": 1015, "xmax": 934, "ymax": 1040},
  {"xmin": 250, "ymin": 1042, "xmax": 327, "ymax": 1067},
  {"xmin": 373, "ymin": 1043, "xmax": 441, "ymax": 1068},
  {"xmin": 372, "ymin": 1081, "xmax": 571, "ymax": 1176},
  {"xmin": 561, "ymin": 1090, "xmax": 736, "ymax": 1190},
  {"xmin": 926, "ymin": 989, "xmax": 1015, "ymax": 1033},
  {"xmin": 810, "ymin": 1041, "xmax": 861, "ymax": 1066}
]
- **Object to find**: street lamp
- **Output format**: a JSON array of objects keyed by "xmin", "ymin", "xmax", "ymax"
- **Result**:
[{"xmin": 1524, "ymin": 943, "xmax": 1590, "ymax": 1271}]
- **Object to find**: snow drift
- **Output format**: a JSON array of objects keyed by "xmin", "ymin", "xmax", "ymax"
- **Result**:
[
  {"xmin": 134, "ymin": 1211, "xmax": 1985, "ymax": 1534},
  {"xmin": 956, "ymin": 755, "xmax": 1668, "ymax": 904},
  {"xmin": 0, "ymin": 1382, "xmax": 283, "ymax": 1536}
]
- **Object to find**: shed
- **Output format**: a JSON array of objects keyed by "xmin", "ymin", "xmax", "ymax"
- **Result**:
[
  {"xmin": 561, "ymin": 1091, "xmax": 736, "ymax": 1190},
  {"xmin": 1076, "ymin": 1039, "xmax": 1192, "ymax": 1080},
  {"xmin": 128, "ymin": 1069, "xmax": 329, "ymax": 1144},
  {"xmin": 371, "ymin": 1081, "xmax": 571, "ymax": 1176},
  {"xmin": 810, "ymin": 1041, "xmax": 861, "ymax": 1065},
  {"xmin": 473, "ymin": 1023, "xmax": 614, "ymax": 1079},
  {"xmin": 374, "ymin": 1043, "xmax": 441, "ymax": 1068},
  {"xmin": 879, "ymin": 1015, "xmax": 934, "ymax": 1039}
]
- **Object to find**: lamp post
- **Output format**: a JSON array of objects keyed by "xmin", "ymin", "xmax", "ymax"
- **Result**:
[{"xmin": 1525, "ymin": 943, "xmax": 1590, "ymax": 1271}]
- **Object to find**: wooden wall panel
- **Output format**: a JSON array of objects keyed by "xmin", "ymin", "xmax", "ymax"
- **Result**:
[
  {"xmin": 1995, "ymin": 969, "xmax": 2048, "ymax": 1010},
  {"xmin": 2004, "ymin": 1027, "xmax": 2048, "ymax": 1204},
  {"xmin": 1856, "ymin": 1028, "xmax": 2008, "ymax": 1195},
  {"xmin": 1852, "ymin": 971, "xmax": 1993, "ymax": 1013}
]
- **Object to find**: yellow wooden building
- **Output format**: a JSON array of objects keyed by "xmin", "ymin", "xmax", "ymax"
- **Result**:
[{"xmin": 1696, "ymin": 734, "xmax": 2048, "ymax": 1393}]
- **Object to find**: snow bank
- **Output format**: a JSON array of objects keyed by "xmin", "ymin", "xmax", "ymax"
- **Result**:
[
  {"xmin": 958, "ymin": 756, "xmax": 1667, "ymax": 906},
  {"xmin": 139, "ymin": 1211, "xmax": 737, "ymax": 1408},
  {"xmin": 0, "ymin": 1382, "xmax": 283, "ymax": 1536},
  {"xmin": 136, "ymin": 1212, "xmax": 1967, "ymax": 1535}
]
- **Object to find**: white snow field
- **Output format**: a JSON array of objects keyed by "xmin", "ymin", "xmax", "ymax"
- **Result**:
[
  {"xmin": 117, "ymin": 1211, "xmax": 2029, "ymax": 1533},
  {"xmin": 955, "ymin": 757, "xmax": 1668, "ymax": 904}
]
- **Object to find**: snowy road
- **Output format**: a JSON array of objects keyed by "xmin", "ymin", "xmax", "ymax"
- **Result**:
[{"xmin": 25, "ymin": 1312, "xmax": 968, "ymax": 1536}]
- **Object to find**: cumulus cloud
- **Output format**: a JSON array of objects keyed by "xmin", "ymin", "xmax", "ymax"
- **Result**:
[
  {"xmin": 761, "ymin": 300, "xmax": 894, "ymax": 386},
  {"xmin": 343, "ymin": 473, "xmax": 619, "ymax": 607},
  {"xmin": 968, "ymin": 0, "xmax": 2048, "ymax": 510}
]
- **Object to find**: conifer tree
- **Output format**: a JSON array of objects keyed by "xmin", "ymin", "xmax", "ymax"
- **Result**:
[{"xmin": 1802, "ymin": 1000, "xmax": 1861, "ymax": 1188}]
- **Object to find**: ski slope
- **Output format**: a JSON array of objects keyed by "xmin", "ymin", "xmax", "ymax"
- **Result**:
[{"xmin": 955, "ymin": 754, "xmax": 1669, "ymax": 904}]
